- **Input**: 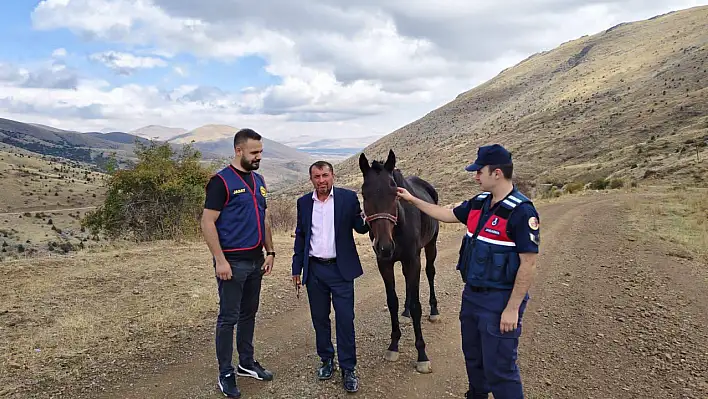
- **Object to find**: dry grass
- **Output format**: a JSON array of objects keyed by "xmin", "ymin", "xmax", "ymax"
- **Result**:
[
  {"xmin": 0, "ymin": 232, "xmax": 300, "ymax": 397},
  {"xmin": 0, "ymin": 149, "xmax": 107, "ymax": 214},
  {"xmin": 627, "ymin": 186, "xmax": 708, "ymax": 260}
]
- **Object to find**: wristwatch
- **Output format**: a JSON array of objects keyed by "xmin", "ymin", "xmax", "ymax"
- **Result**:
[{"xmin": 266, "ymin": 251, "xmax": 276, "ymax": 257}]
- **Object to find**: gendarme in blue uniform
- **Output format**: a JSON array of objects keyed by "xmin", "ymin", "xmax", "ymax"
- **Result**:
[
  {"xmin": 453, "ymin": 144, "xmax": 541, "ymax": 399},
  {"xmin": 213, "ymin": 164, "xmax": 267, "ymax": 253}
]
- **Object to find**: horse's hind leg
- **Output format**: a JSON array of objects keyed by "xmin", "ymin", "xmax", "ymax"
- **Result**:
[
  {"xmin": 378, "ymin": 261, "xmax": 401, "ymax": 362},
  {"xmin": 424, "ymin": 233, "xmax": 440, "ymax": 322},
  {"xmin": 404, "ymin": 256, "xmax": 431, "ymax": 374}
]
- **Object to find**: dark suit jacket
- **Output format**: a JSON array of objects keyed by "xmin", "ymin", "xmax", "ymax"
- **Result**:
[{"xmin": 292, "ymin": 187, "xmax": 369, "ymax": 285}]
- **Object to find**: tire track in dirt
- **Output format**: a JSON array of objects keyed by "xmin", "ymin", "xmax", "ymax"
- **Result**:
[{"xmin": 104, "ymin": 192, "xmax": 708, "ymax": 399}]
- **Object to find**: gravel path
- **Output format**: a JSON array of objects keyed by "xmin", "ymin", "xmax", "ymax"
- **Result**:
[{"xmin": 94, "ymin": 191, "xmax": 708, "ymax": 399}]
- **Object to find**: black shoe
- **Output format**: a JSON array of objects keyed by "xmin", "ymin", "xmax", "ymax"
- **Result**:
[
  {"xmin": 218, "ymin": 373, "xmax": 241, "ymax": 398},
  {"xmin": 465, "ymin": 389, "xmax": 489, "ymax": 399},
  {"xmin": 318, "ymin": 358, "xmax": 335, "ymax": 380},
  {"xmin": 237, "ymin": 361, "xmax": 274, "ymax": 381},
  {"xmin": 342, "ymin": 369, "xmax": 359, "ymax": 393}
]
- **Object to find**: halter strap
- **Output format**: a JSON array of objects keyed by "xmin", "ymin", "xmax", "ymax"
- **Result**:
[
  {"xmin": 364, "ymin": 199, "xmax": 399, "ymax": 225},
  {"xmin": 365, "ymin": 212, "xmax": 398, "ymax": 224}
]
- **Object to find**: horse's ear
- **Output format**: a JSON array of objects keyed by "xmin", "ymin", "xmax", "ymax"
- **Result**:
[
  {"xmin": 384, "ymin": 149, "xmax": 396, "ymax": 172},
  {"xmin": 359, "ymin": 153, "xmax": 370, "ymax": 175}
]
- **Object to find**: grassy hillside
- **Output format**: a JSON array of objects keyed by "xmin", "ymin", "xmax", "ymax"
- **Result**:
[
  {"xmin": 0, "ymin": 146, "xmax": 109, "ymax": 260},
  {"xmin": 315, "ymin": 6, "xmax": 708, "ymax": 204}
]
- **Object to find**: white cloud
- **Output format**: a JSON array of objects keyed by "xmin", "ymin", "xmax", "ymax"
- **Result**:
[
  {"xmin": 52, "ymin": 48, "xmax": 67, "ymax": 58},
  {"xmin": 12, "ymin": 0, "xmax": 704, "ymax": 142},
  {"xmin": 89, "ymin": 51, "xmax": 167, "ymax": 75}
]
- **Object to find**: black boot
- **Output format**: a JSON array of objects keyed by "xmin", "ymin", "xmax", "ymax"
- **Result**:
[
  {"xmin": 342, "ymin": 369, "xmax": 359, "ymax": 393},
  {"xmin": 318, "ymin": 358, "xmax": 334, "ymax": 380}
]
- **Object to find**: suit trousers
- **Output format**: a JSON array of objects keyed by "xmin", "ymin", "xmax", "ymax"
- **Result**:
[{"xmin": 306, "ymin": 258, "xmax": 357, "ymax": 371}]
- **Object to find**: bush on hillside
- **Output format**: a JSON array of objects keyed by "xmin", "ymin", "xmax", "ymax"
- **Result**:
[
  {"xmin": 588, "ymin": 178, "xmax": 609, "ymax": 190},
  {"xmin": 81, "ymin": 141, "xmax": 212, "ymax": 242},
  {"xmin": 267, "ymin": 196, "xmax": 297, "ymax": 234}
]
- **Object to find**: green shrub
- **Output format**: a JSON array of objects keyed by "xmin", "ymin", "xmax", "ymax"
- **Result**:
[
  {"xmin": 609, "ymin": 178, "xmax": 624, "ymax": 189},
  {"xmin": 588, "ymin": 179, "xmax": 608, "ymax": 190},
  {"xmin": 81, "ymin": 141, "xmax": 212, "ymax": 242}
]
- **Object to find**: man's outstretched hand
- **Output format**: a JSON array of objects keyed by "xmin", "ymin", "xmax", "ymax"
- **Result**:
[{"xmin": 396, "ymin": 187, "xmax": 414, "ymax": 203}]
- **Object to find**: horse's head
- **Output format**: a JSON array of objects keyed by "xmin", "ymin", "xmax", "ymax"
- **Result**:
[{"xmin": 359, "ymin": 149, "xmax": 399, "ymax": 261}]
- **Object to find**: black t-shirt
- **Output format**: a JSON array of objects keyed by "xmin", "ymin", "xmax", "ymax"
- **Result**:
[{"xmin": 204, "ymin": 168, "xmax": 266, "ymax": 261}]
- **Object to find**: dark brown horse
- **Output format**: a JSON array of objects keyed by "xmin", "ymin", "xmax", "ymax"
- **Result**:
[{"xmin": 359, "ymin": 149, "xmax": 440, "ymax": 373}]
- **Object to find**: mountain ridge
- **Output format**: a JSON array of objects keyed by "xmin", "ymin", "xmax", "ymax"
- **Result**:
[
  {"xmin": 287, "ymin": 5, "xmax": 708, "ymax": 204},
  {"xmin": 0, "ymin": 117, "xmax": 314, "ymax": 190}
]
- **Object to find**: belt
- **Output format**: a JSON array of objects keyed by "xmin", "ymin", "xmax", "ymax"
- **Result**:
[
  {"xmin": 310, "ymin": 256, "xmax": 337, "ymax": 264},
  {"xmin": 467, "ymin": 285, "xmax": 508, "ymax": 293}
]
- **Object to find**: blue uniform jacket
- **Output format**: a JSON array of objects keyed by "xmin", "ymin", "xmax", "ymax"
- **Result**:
[{"xmin": 291, "ymin": 187, "xmax": 369, "ymax": 285}]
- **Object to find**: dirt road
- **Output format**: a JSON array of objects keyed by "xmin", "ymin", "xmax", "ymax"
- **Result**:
[{"xmin": 97, "ymin": 192, "xmax": 707, "ymax": 399}]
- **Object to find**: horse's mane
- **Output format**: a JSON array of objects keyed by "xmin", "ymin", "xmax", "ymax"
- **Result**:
[{"xmin": 370, "ymin": 160, "xmax": 386, "ymax": 171}]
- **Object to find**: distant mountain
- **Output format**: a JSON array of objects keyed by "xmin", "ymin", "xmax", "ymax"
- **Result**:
[
  {"xmin": 85, "ymin": 131, "xmax": 153, "ymax": 145},
  {"xmin": 0, "ymin": 117, "xmax": 140, "ymax": 171},
  {"xmin": 281, "ymin": 134, "xmax": 384, "ymax": 161},
  {"xmin": 170, "ymin": 124, "xmax": 311, "ymax": 160},
  {"xmin": 0, "ymin": 118, "xmax": 314, "ymax": 191},
  {"xmin": 129, "ymin": 125, "xmax": 188, "ymax": 141},
  {"xmin": 167, "ymin": 124, "xmax": 314, "ymax": 189}
]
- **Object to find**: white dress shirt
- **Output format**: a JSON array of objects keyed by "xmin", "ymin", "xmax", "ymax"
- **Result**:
[{"xmin": 309, "ymin": 187, "xmax": 336, "ymax": 258}]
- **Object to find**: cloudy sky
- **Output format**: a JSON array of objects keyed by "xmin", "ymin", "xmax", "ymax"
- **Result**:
[{"xmin": 0, "ymin": 1, "xmax": 703, "ymax": 143}]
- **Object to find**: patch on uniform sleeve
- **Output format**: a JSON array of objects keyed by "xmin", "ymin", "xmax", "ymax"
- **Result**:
[
  {"xmin": 528, "ymin": 216, "xmax": 539, "ymax": 230},
  {"xmin": 529, "ymin": 232, "xmax": 540, "ymax": 245},
  {"xmin": 260, "ymin": 186, "xmax": 267, "ymax": 198}
]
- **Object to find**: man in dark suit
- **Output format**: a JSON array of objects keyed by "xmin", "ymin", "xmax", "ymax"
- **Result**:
[{"xmin": 292, "ymin": 160, "xmax": 369, "ymax": 393}]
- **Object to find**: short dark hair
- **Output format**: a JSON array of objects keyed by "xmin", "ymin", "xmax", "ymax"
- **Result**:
[
  {"xmin": 234, "ymin": 128, "xmax": 261, "ymax": 147},
  {"xmin": 487, "ymin": 163, "xmax": 513, "ymax": 179},
  {"xmin": 309, "ymin": 161, "xmax": 334, "ymax": 176}
]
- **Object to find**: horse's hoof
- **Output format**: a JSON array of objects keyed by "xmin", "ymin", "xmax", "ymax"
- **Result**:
[
  {"xmin": 384, "ymin": 350, "xmax": 399, "ymax": 362},
  {"xmin": 416, "ymin": 361, "xmax": 432, "ymax": 374}
]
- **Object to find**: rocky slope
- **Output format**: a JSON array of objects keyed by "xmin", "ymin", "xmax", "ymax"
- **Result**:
[{"xmin": 318, "ymin": 6, "xmax": 708, "ymax": 204}]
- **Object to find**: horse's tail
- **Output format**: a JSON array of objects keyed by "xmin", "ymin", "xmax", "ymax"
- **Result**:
[{"xmin": 409, "ymin": 176, "xmax": 439, "ymax": 205}]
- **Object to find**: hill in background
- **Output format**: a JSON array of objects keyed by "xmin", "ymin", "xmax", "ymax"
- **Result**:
[
  {"xmin": 307, "ymin": 6, "xmax": 708, "ymax": 204},
  {"xmin": 167, "ymin": 124, "xmax": 314, "ymax": 190},
  {"xmin": 0, "ymin": 118, "xmax": 315, "ymax": 191}
]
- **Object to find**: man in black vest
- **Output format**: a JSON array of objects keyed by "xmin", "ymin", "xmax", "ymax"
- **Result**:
[
  {"xmin": 397, "ymin": 144, "xmax": 540, "ymax": 399},
  {"xmin": 201, "ymin": 128, "xmax": 275, "ymax": 398}
]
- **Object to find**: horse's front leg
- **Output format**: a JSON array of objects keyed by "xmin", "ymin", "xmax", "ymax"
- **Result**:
[
  {"xmin": 403, "ymin": 256, "xmax": 431, "ymax": 373},
  {"xmin": 378, "ymin": 261, "xmax": 401, "ymax": 362}
]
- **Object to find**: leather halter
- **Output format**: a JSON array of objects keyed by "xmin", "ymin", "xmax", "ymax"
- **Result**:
[{"xmin": 364, "ymin": 199, "xmax": 399, "ymax": 225}]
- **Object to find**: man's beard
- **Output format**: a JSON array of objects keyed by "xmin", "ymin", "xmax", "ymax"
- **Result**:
[
  {"xmin": 317, "ymin": 184, "xmax": 331, "ymax": 194},
  {"xmin": 240, "ymin": 158, "xmax": 260, "ymax": 171}
]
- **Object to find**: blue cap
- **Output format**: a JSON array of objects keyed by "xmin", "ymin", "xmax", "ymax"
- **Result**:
[{"xmin": 465, "ymin": 144, "xmax": 512, "ymax": 172}]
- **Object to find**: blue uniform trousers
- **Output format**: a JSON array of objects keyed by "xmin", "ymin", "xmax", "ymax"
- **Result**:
[
  {"xmin": 460, "ymin": 284, "xmax": 529, "ymax": 399},
  {"xmin": 306, "ymin": 258, "xmax": 357, "ymax": 371}
]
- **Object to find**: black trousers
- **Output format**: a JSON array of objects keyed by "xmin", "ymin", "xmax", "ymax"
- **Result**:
[{"xmin": 214, "ymin": 255, "xmax": 264, "ymax": 378}]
